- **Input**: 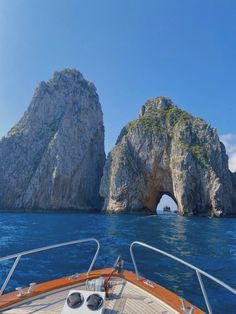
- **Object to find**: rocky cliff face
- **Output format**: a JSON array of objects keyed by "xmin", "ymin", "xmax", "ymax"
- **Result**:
[
  {"xmin": 0, "ymin": 69, "xmax": 105, "ymax": 210},
  {"xmin": 100, "ymin": 97, "xmax": 236, "ymax": 215}
]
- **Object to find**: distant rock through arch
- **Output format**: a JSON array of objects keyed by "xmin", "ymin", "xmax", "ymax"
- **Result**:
[{"xmin": 156, "ymin": 193, "xmax": 178, "ymax": 214}]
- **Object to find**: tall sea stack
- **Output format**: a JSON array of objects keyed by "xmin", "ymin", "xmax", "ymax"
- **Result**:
[
  {"xmin": 100, "ymin": 97, "xmax": 236, "ymax": 216},
  {"xmin": 0, "ymin": 69, "xmax": 105, "ymax": 210}
]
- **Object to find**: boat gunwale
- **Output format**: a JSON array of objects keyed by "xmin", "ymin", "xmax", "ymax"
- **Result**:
[
  {"xmin": 0, "ymin": 238, "xmax": 100, "ymax": 296},
  {"xmin": 130, "ymin": 241, "xmax": 236, "ymax": 314}
]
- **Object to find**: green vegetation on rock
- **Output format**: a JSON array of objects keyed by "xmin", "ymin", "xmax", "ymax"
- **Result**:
[
  {"xmin": 127, "ymin": 105, "xmax": 194, "ymax": 135},
  {"xmin": 125, "ymin": 102, "xmax": 209, "ymax": 168},
  {"xmin": 165, "ymin": 105, "xmax": 193, "ymax": 125},
  {"xmin": 139, "ymin": 112, "xmax": 165, "ymax": 134},
  {"xmin": 7, "ymin": 127, "xmax": 22, "ymax": 137},
  {"xmin": 178, "ymin": 140, "xmax": 209, "ymax": 167},
  {"xmin": 189, "ymin": 144, "xmax": 209, "ymax": 167},
  {"xmin": 127, "ymin": 120, "xmax": 138, "ymax": 130},
  {"xmin": 63, "ymin": 68, "xmax": 78, "ymax": 75}
]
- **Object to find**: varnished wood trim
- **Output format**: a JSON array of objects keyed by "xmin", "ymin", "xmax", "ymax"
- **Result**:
[{"xmin": 0, "ymin": 268, "xmax": 205, "ymax": 313}]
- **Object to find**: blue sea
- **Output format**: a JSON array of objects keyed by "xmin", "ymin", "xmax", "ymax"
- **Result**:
[{"xmin": 0, "ymin": 213, "xmax": 235, "ymax": 313}]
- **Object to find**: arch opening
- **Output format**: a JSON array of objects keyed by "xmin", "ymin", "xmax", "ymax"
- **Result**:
[{"xmin": 155, "ymin": 192, "xmax": 178, "ymax": 215}]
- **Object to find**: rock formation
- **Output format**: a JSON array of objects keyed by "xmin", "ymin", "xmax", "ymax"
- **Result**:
[
  {"xmin": 0, "ymin": 69, "xmax": 105, "ymax": 210},
  {"xmin": 100, "ymin": 97, "xmax": 236, "ymax": 216}
]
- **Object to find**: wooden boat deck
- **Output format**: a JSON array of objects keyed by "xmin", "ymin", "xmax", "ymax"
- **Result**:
[
  {"xmin": 2, "ymin": 278, "xmax": 179, "ymax": 314},
  {"xmin": 0, "ymin": 269, "xmax": 205, "ymax": 314}
]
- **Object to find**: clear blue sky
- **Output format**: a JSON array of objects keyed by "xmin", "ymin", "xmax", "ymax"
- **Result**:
[{"xmin": 0, "ymin": 0, "xmax": 236, "ymax": 155}]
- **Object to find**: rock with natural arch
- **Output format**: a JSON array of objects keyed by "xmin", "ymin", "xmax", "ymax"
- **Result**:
[{"xmin": 100, "ymin": 97, "xmax": 236, "ymax": 216}]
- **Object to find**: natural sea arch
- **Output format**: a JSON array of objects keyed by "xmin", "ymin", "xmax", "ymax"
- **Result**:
[{"xmin": 155, "ymin": 192, "xmax": 178, "ymax": 214}]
